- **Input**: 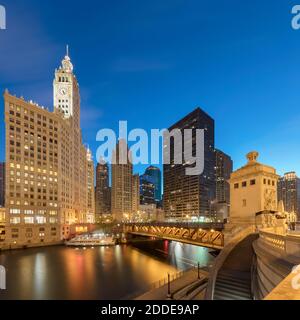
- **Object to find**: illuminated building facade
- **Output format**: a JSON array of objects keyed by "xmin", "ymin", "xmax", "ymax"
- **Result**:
[
  {"xmin": 145, "ymin": 166, "xmax": 162, "ymax": 203},
  {"xmin": 95, "ymin": 162, "xmax": 111, "ymax": 222},
  {"xmin": 163, "ymin": 108, "xmax": 215, "ymax": 220},
  {"xmin": 111, "ymin": 140, "xmax": 133, "ymax": 222},
  {"xmin": 278, "ymin": 172, "xmax": 300, "ymax": 221},
  {"xmin": 132, "ymin": 174, "xmax": 140, "ymax": 214},
  {"xmin": 140, "ymin": 174, "xmax": 155, "ymax": 205},
  {"xmin": 0, "ymin": 162, "xmax": 5, "ymax": 207},
  {"xmin": 215, "ymin": 149, "xmax": 233, "ymax": 205},
  {"xmin": 3, "ymin": 49, "xmax": 95, "ymax": 246},
  {"xmin": 229, "ymin": 151, "xmax": 279, "ymax": 225}
]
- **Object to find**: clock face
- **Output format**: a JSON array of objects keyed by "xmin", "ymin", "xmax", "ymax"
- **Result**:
[{"xmin": 60, "ymin": 87, "xmax": 67, "ymax": 96}]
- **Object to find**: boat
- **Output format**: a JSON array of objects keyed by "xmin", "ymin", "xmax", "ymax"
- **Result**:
[{"xmin": 65, "ymin": 234, "xmax": 116, "ymax": 247}]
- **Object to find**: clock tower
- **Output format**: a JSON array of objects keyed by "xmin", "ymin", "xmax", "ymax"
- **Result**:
[{"xmin": 53, "ymin": 45, "xmax": 80, "ymax": 123}]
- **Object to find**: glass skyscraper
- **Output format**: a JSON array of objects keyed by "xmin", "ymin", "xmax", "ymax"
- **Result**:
[
  {"xmin": 144, "ymin": 166, "xmax": 162, "ymax": 203},
  {"xmin": 164, "ymin": 108, "xmax": 215, "ymax": 219}
]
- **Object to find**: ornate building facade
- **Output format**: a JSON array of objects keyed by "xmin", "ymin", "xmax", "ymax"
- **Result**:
[
  {"xmin": 3, "ymin": 49, "xmax": 95, "ymax": 247},
  {"xmin": 228, "ymin": 151, "xmax": 279, "ymax": 225}
]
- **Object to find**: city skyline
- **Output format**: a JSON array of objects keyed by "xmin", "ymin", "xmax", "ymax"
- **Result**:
[
  {"xmin": 1, "ymin": 1, "xmax": 300, "ymax": 305},
  {"xmin": 0, "ymin": 1, "xmax": 300, "ymax": 177}
]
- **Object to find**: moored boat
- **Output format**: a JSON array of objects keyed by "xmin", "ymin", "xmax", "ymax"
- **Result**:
[{"xmin": 66, "ymin": 234, "xmax": 116, "ymax": 247}]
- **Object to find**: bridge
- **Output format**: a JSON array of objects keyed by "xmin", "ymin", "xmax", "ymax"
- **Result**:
[{"xmin": 124, "ymin": 222, "xmax": 225, "ymax": 249}]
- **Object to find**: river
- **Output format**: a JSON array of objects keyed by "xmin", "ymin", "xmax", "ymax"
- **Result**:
[{"xmin": 0, "ymin": 240, "xmax": 215, "ymax": 300}]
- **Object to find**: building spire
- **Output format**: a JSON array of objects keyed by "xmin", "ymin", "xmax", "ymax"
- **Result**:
[{"xmin": 61, "ymin": 45, "xmax": 73, "ymax": 73}]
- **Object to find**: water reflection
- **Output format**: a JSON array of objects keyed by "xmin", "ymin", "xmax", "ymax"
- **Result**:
[{"xmin": 0, "ymin": 240, "xmax": 214, "ymax": 300}]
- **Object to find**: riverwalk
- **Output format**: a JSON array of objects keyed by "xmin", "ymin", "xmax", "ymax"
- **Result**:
[{"xmin": 135, "ymin": 268, "xmax": 209, "ymax": 300}]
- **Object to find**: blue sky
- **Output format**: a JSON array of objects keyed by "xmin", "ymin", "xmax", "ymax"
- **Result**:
[{"xmin": 0, "ymin": 0, "xmax": 299, "ymax": 176}]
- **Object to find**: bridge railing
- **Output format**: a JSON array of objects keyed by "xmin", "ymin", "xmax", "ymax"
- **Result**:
[
  {"xmin": 124, "ymin": 221, "xmax": 224, "ymax": 230},
  {"xmin": 258, "ymin": 229, "xmax": 300, "ymax": 263},
  {"xmin": 259, "ymin": 230, "xmax": 286, "ymax": 252}
]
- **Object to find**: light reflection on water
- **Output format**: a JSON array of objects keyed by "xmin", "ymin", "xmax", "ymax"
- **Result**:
[{"xmin": 0, "ymin": 240, "xmax": 214, "ymax": 300}]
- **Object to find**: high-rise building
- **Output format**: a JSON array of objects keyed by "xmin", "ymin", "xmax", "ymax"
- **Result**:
[
  {"xmin": 132, "ymin": 174, "xmax": 140, "ymax": 214},
  {"xmin": 86, "ymin": 149, "xmax": 95, "ymax": 224},
  {"xmin": 215, "ymin": 149, "xmax": 233, "ymax": 204},
  {"xmin": 4, "ymin": 48, "xmax": 95, "ymax": 246},
  {"xmin": 145, "ymin": 166, "xmax": 162, "ymax": 203},
  {"xmin": 111, "ymin": 140, "xmax": 133, "ymax": 222},
  {"xmin": 278, "ymin": 172, "xmax": 300, "ymax": 220},
  {"xmin": 0, "ymin": 162, "xmax": 5, "ymax": 207},
  {"xmin": 95, "ymin": 162, "xmax": 111, "ymax": 222},
  {"xmin": 140, "ymin": 174, "xmax": 155, "ymax": 205},
  {"xmin": 163, "ymin": 108, "xmax": 215, "ymax": 220}
]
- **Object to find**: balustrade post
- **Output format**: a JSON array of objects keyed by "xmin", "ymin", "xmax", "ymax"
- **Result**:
[{"xmin": 167, "ymin": 273, "xmax": 171, "ymax": 299}]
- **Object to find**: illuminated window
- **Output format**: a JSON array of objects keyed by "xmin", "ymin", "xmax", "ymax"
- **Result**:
[
  {"xmin": 24, "ymin": 217, "xmax": 34, "ymax": 224},
  {"xmin": 49, "ymin": 217, "xmax": 58, "ymax": 224},
  {"xmin": 10, "ymin": 209, "xmax": 21, "ymax": 214},
  {"xmin": 24, "ymin": 210, "xmax": 34, "ymax": 215},
  {"xmin": 36, "ymin": 216, "xmax": 46, "ymax": 224},
  {"xmin": 10, "ymin": 217, "xmax": 21, "ymax": 224}
]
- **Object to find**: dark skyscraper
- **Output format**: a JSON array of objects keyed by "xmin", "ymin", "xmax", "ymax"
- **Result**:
[
  {"xmin": 0, "ymin": 162, "xmax": 4, "ymax": 207},
  {"xmin": 145, "ymin": 166, "xmax": 162, "ymax": 203},
  {"xmin": 95, "ymin": 162, "xmax": 111, "ymax": 222},
  {"xmin": 164, "ymin": 108, "xmax": 215, "ymax": 220},
  {"xmin": 140, "ymin": 174, "xmax": 155, "ymax": 205},
  {"xmin": 278, "ymin": 172, "xmax": 300, "ymax": 220},
  {"xmin": 215, "ymin": 149, "xmax": 233, "ymax": 204}
]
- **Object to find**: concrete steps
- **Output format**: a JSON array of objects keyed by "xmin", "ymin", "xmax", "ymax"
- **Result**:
[
  {"xmin": 214, "ymin": 272, "xmax": 252, "ymax": 300},
  {"xmin": 213, "ymin": 234, "xmax": 258, "ymax": 300}
]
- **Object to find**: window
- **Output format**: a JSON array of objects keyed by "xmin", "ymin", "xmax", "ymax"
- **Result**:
[
  {"xmin": 263, "ymin": 179, "xmax": 266, "ymax": 184},
  {"xmin": 36, "ymin": 216, "xmax": 46, "ymax": 224},
  {"xmin": 50, "ymin": 217, "xmax": 58, "ymax": 224},
  {"xmin": 24, "ymin": 210, "xmax": 34, "ymax": 215},
  {"xmin": 272, "ymin": 181, "xmax": 275, "ymax": 186},
  {"xmin": 10, "ymin": 217, "xmax": 21, "ymax": 224},
  {"xmin": 234, "ymin": 183, "xmax": 239, "ymax": 189},
  {"xmin": 242, "ymin": 199, "xmax": 247, "ymax": 207},
  {"xmin": 242, "ymin": 181, "xmax": 247, "ymax": 188},
  {"xmin": 10, "ymin": 209, "xmax": 21, "ymax": 214},
  {"xmin": 24, "ymin": 217, "xmax": 34, "ymax": 224},
  {"xmin": 250, "ymin": 179, "xmax": 256, "ymax": 186}
]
